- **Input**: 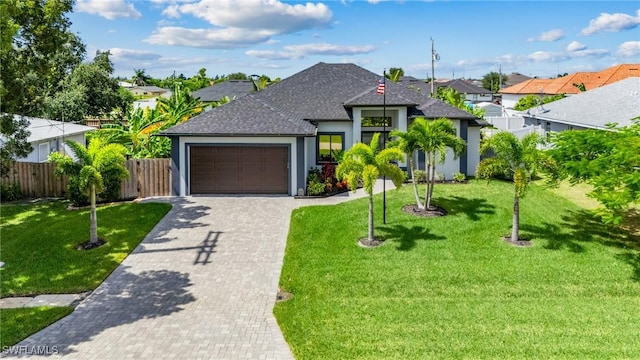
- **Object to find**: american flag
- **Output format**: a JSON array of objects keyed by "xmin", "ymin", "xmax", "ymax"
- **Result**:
[{"xmin": 376, "ymin": 77, "xmax": 385, "ymax": 95}]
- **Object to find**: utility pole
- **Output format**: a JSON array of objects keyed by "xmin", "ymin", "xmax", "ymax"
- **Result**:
[{"xmin": 430, "ymin": 37, "xmax": 439, "ymax": 97}]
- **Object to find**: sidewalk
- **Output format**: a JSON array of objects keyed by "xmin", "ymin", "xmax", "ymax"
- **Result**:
[{"xmin": 0, "ymin": 293, "xmax": 89, "ymax": 309}]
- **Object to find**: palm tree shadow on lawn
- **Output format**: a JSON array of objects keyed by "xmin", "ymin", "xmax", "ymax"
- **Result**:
[
  {"xmin": 378, "ymin": 224, "xmax": 446, "ymax": 251},
  {"xmin": 436, "ymin": 195, "xmax": 496, "ymax": 221}
]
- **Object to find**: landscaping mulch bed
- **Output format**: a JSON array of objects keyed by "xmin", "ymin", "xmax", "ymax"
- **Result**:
[
  {"xmin": 358, "ymin": 237, "xmax": 385, "ymax": 248},
  {"xmin": 76, "ymin": 238, "xmax": 107, "ymax": 251},
  {"xmin": 401, "ymin": 204, "xmax": 448, "ymax": 217},
  {"xmin": 502, "ymin": 236, "xmax": 533, "ymax": 247}
]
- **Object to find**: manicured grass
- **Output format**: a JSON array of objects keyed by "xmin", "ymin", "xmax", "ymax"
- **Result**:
[
  {"xmin": 275, "ymin": 180, "xmax": 640, "ymax": 359},
  {"xmin": 0, "ymin": 306, "xmax": 73, "ymax": 348},
  {"xmin": 1, "ymin": 201, "xmax": 172, "ymax": 297}
]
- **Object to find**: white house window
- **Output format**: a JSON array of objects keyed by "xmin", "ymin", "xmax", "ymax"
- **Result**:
[
  {"xmin": 38, "ymin": 143, "xmax": 49, "ymax": 162},
  {"xmin": 361, "ymin": 116, "xmax": 391, "ymax": 127},
  {"xmin": 317, "ymin": 133, "xmax": 344, "ymax": 163}
]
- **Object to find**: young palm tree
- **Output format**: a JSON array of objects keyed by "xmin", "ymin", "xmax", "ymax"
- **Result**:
[
  {"xmin": 411, "ymin": 117, "xmax": 466, "ymax": 210},
  {"xmin": 476, "ymin": 131, "xmax": 546, "ymax": 242},
  {"xmin": 336, "ymin": 133, "xmax": 405, "ymax": 243},
  {"xmin": 389, "ymin": 128, "xmax": 424, "ymax": 209},
  {"xmin": 156, "ymin": 84, "xmax": 203, "ymax": 125},
  {"xmin": 49, "ymin": 138, "xmax": 128, "ymax": 245}
]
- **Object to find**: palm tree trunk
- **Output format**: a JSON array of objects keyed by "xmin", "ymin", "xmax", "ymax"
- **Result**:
[
  {"xmin": 90, "ymin": 184, "xmax": 98, "ymax": 244},
  {"xmin": 512, "ymin": 194, "xmax": 519, "ymax": 241},
  {"xmin": 425, "ymin": 153, "xmax": 431, "ymax": 209},
  {"xmin": 368, "ymin": 194, "xmax": 375, "ymax": 241},
  {"xmin": 427, "ymin": 163, "xmax": 436, "ymax": 210},
  {"xmin": 409, "ymin": 158, "xmax": 424, "ymax": 209}
]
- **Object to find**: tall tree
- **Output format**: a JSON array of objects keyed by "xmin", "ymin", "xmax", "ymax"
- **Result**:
[
  {"xmin": 513, "ymin": 94, "xmax": 565, "ymax": 111},
  {"xmin": 0, "ymin": 0, "xmax": 84, "ymax": 175},
  {"xmin": 548, "ymin": 120, "xmax": 640, "ymax": 224},
  {"xmin": 96, "ymin": 107, "xmax": 169, "ymax": 158},
  {"xmin": 477, "ymin": 131, "xmax": 547, "ymax": 241},
  {"xmin": 337, "ymin": 133, "xmax": 405, "ymax": 244},
  {"xmin": 132, "ymin": 69, "xmax": 151, "ymax": 86},
  {"xmin": 411, "ymin": 117, "xmax": 466, "ymax": 210},
  {"xmin": 436, "ymin": 87, "xmax": 485, "ymax": 118},
  {"xmin": 49, "ymin": 138, "xmax": 128, "ymax": 245},
  {"xmin": 481, "ymin": 71, "xmax": 508, "ymax": 93}
]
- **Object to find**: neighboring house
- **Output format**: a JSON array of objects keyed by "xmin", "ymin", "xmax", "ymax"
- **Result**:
[
  {"xmin": 437, "ymin": 79, "xmax": 493, "ymax": 103},
  {"xmin": 475, "ymin": 102, "xmax": 503, "ymax": 117},
  {"xmin": 11, "ymin": 115, "xmax": 95, "ymax": 162},
  {"xmin": 501, "ymin": 64, "xmax": 640, "ymax": 110},
  {"xmin": 520, "ymin": 77, "xmax": 640, "ymax": 137},
  {"xmin": 161, "ymin": 62, "xmax": 487, "ymax": 196},
  {"xmin": 118, "ymin": 81, "xmax": 134, "ymax": 88},
  {"xmin": 397, "ymin": 76, "xmax": 428, "ymax": 93},
  {"xmin": 127, "ymin": 86, "xmax": 171, "ymax": 98},
  {"xmin": 133, "ymin": 97, "xmax": 159, "ymax": 111},
  {"xmin": 193, "ymin": 80, "xmax": 255, "ymax": 105},
  {"xmin": 504, "ymin": 72, "xmax": 532, "ymax": 88}
]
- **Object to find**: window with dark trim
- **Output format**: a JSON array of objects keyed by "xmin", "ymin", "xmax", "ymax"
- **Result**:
[
  {"xmin": 317, "ymin": 133, "xmax": 344, "ymax": 163},
  {"xmin": 361, "ymin": 116, "xmax": 391, "ymax": 127}
]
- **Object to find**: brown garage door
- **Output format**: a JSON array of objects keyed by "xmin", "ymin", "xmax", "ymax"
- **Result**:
[{"xmin": 190, "ymin": 146, "xmax": 288, "ymax": 194}]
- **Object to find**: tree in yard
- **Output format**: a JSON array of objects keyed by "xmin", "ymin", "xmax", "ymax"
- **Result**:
[
  {"xmin": 476, "ymin": 131, "xmax": 547, "ymax": 241},
  {"xmin": 548, "ymin": 120, "xmax": 640, "ymax": 224},
  {"xmin": 49, "ymin": 138, "xmax": 128, "ymax": 245},
  {"xmin": 156, "ymin": 84, "xmax": 203, "ymax": 125},
  {"xmin": 0, "ymin": 115, "xmax": 32, "ymax": 177},
  {"xmin": 481, "ymin": 71, "xmax": 509, "ymax": 93},
  {"xmin": 436, "ymin": 87, "xmax": 485, "ymax": 119},
  {"xmin": 411, "ymin": 117, "xmax": 466, "ymax": 210},
  {"xmin": 96, "ymin": 107, "xmax": 169, "ymax": 158},
  {"xmin": 513, "ymin": 94, "xmax": 565, "ymax": 111},
  {"xmin": 132, "ymin": 69, "xmax": 151, "ymax": 86},
  {"xmin": 336, "ymin": 133, "xmax": 405, "ymax": 243},
  {"xmin": 389, "ymin": 128, "xmax": 423, "ymax": 209}
]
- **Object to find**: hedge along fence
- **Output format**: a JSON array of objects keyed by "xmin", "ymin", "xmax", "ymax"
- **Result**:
[{"xmin": 1, "ymin": 158, "xmax": 171, "ymax": 200}]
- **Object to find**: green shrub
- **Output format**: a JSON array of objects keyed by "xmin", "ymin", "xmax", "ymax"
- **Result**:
[
  {"xmin": 0, "ymin": 181, "xmax": 23, "ymax": 201},
  {"xmin": 452, "ymin": 172, "xmax": 466, "ymax": 182},
  {"xmin": 412, "ymin": 170, "xmax": 427, "ymax": 183},
  {"xmin": 307, "ymin": 181, "xmax": 326, "ymax": 196}
]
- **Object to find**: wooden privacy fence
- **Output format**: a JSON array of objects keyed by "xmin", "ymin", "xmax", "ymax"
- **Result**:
[{"xmin": 2, "ymin": 158, "xmax": 171, "ymax": 200}]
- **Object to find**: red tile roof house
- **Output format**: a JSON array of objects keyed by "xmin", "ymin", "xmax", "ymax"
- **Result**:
[
  {"xmin": 161, "ymin": 63, "xmax": 486, "ymax": 196},
  {"xmin": 500, "ymin": 64, "xmax": 640, "ymax": 112}
]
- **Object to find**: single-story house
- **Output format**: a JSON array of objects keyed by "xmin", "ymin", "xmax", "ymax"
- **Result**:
[
  {"xmin": 127, "ymin": 86, "xmax": 171, "ymax": 98},
  {"xmin": 437, "ymin": 79, "xmax": 493, "ymax": 103},
  {"xmin": 501, "ymin": 64, "xmax": 640, "ymax": 110},
  {"xmin": 193, "ymin": 80, "xmax": 255, "ymax": 105},
  {"xmin": 161, "ymin": 62, "xmax": 486, "ymax": 196},
  {"xmin": 521, "ymin": 77, "xmax": 640, "ymax": 136},
  {"xmin": 11, "ymin": 115, "xmax": 95, "ymax": 162}
]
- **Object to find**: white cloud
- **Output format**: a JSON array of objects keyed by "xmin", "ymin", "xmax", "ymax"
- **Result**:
[
  {"xmin": 149, "ymin": 0, "xmax": 333, "ymax": 49},
  {"xmin": 528, "ymin": 29, "xmax": 564, "ymax": 42},
  {"xmin": 145, "ymin": 27, "xmax": 271, "ymax": 48},
  {"xmin": 569, "ymin": 49, "xmax": 608, "ymax": 59},
  {"xmin": 75, "ymin": 0, "xmax": 141, "ymax": 20},
  {"xmin": 173, "ymin": 0, "xmax": 332, "ymax": 34},
  {"xmin": 566, "ymin": 41, "xmax": 587, "ymax": 52},
  {"xmin": 617, "ymin": 41, "xmax": 640, "ymax": 57},
  {"xmin": 245, "ymin": 50, "xmax": 302, "ymax": 60},
  {"xmin": 581, "ymin": 10, "xmax": 640, "ymax": 35},
  {"xmin": 246, "ymin": 43, "xmax": 375, "ymax": 60},
  {"xmin": 283, "ymin": 43, "xmax": 375, "ymax": 56},
  {"xmin": 109, "ymin": 48, "xmax": 162, "ymax": 62}
]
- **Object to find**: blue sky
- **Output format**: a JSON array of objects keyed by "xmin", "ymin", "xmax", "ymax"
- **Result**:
[{"xmin": 69, "ymin": 0, "xmax": 640, "ymax": 81}]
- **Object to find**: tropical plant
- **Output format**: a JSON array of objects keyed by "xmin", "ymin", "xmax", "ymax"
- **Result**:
[
  {"xmin": 132, "ymin": 69, "xmax": 151, "ymax": 86},
  {"xmin": 389, "ymin": 128, "xmax": 423, "ymax": 208},
  {"xmin": 411, "ymin": 117, "xmax": 466, "ymax": 210},
  {"xmin": 49, "ymin": 138, "xmax": 128, "ymax": 245},
  {"xmin": 97, "ymin": 107, "xmax": 169, "ymax": 158},
  {"xmin": 513, "ymin": 94, "xmax": 565, "ymax": 111},
  {"xmin": 476, "ymin": 131, "xmax": 546, "ymax": 241},
  {"xmin": 156, "ymin": 84, "xmax": 203, "ymax": 125},
  {"xmin": 336, "ymin": 133, "xmax": 405, "ymax": 243},
  {"xmin": 387, "ymin": 67, "xmax": 404, "ymax": 82},
  {"xmin": 436, "ymin": 87, "xmax": 485, "ymax": 119}
]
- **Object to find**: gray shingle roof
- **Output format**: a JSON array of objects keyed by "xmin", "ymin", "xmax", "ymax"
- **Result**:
[
  {"xmin": 438, "ymin": 79, "xmax": 492, "ymax": 95},
  {"xmin": 521, "ymin": 77, "xmax": 640, "ymax": 129},
  {"xmin": 162, "ymin": 62, "xmax": 480, "ymax": 136},
  {"xmin": 192, "ymin": 80, "xmax": 255, "ymax": 102}
]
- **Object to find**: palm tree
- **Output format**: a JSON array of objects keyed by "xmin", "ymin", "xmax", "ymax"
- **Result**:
[
  {"xmin": 476, "ymin": 131, "xmax": 546, "ymax": 242},
  {"xmin": 156, "ymin": 84, "xmax": 203, "ymax": 125},
  {"xmin": 132, "ymin": 69, "xmax": 150, "ymax": 86},
  {"xmin": 411, "ymin": 117, "xmax": 466, "ymax": 210},
  {"xmin": 98, "ymin": 107, "xmax": 169, "ymax": 158},
  {"xmin": 49, "ymin": 138, "xmax": 128, "ymax": 245},
  {"xmin": 336, "ymin": 133, "xmax": 405, "ymax": 243},
  {"xmin": 389, "ymin": 128, "xmax": 424, "ymax": 209}
]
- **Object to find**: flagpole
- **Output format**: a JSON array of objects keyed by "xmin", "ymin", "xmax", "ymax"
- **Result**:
[{"xmin": 382, "ymin": 69, "xmax": 387, "ymax": 225}]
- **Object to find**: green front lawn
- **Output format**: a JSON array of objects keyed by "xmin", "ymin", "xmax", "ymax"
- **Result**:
[
  {"xmin": 0, "ymin": 307, "xmax": 74, "ymax": 348},
  {"xmin": 275, "ymin": 180, "xmax": 640, "ymax": 359},
  {"xmin": 1, "ymin": 201, "xmax": 172, "ymax": 297}
]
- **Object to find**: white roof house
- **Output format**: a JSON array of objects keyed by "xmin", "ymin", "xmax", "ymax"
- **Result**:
[
  {"xmin": 521, "ymin": 77, "xmax": 640, "ymax": 132},
  {"xmin": 14, "ymin": 115, "xmax": 95, "ymax": 162}
]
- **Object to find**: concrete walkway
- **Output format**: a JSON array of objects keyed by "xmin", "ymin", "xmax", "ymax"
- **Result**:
[{"xmin": 2, "ymin": 180, "xmax": 393, "ymax": 359}]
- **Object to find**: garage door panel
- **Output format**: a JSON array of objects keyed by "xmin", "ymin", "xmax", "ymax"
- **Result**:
[{"xmin": 190, "ymin": 145, "xmax": 288, "ymax": 194}]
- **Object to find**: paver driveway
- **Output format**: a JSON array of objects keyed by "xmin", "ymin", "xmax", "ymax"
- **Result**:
[{"xmin": 5, "ymin": 182, "xmax": 390, "ymax": 359}]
